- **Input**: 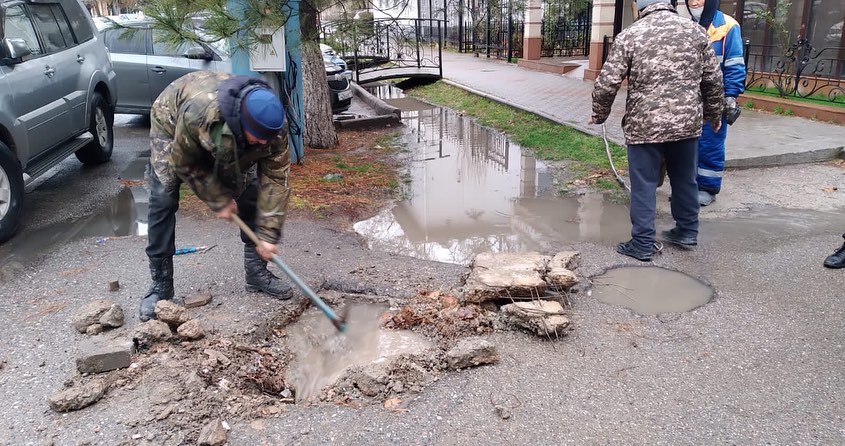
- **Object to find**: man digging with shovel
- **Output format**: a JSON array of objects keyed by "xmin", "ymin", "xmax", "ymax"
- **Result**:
[{"xmin": 140, "ymin": 71, "xmax": 293, "ymax": 322}]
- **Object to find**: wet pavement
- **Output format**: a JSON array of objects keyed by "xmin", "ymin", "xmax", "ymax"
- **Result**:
[
  {"xmin": 0, "ymin": 91, "xmax": 844, "ymax": 445},
  {"xmin": 355, "ymin": 86, "xmax": 631, "ymax": 265},
  {"xmin": 441, "ymin": 51, "xmax": 845, "ymax": 166}
]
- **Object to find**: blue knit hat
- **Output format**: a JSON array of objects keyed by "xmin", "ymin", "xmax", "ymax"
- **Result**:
[{"xmin": 240, "ymin": 88, "xmax": 285, "ymax": 141}]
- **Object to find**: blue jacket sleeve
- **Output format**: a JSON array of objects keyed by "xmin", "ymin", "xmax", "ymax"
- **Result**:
[{"xmin": 722, "ymin": 23, "xmax": 746, "ymax": 97}]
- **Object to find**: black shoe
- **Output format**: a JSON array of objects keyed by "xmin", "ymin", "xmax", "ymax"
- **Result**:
[
  {"xmin": 824, "ymin": 238, "xmax": 845, "ymax": 269},
  {"xmin": 661, "ymin": 227, "xmax": 698, "ymax": 249},
  {"xmin": 616, "ymin": 240, "xmax": 652, "ymax": 262},
  {"xmin": 244, "ymin": 245, "xmax": 293, "ymax": 300},
  {"xmin": 140, "ymin": 257, "xmax": 174, "ymax": 321}
]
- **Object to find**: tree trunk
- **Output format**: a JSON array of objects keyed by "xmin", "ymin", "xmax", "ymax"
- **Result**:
[{"xmin": 301, "ymin": 2, "xmax": 338, "ymax": 149}]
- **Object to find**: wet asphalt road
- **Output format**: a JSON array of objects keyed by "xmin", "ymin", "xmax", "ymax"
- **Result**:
[{"xmin": 0, "ymin": 115, "xmax": 844, "ymax": 445}]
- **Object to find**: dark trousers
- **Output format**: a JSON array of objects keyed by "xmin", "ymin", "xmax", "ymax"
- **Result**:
[
  {"xmin": 627, "ymin": 138, "xmax": 700, "ymax": 252},
  {"xmin": 145, "ymin": 168, "xmax": 260, "ymax": 259}
]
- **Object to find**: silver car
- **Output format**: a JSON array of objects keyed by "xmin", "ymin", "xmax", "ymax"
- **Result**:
[
  {"xmin": 98, "ymin": 20, "xmax": 229, "ymax": 115},
  {"xmin": 0, "ymin": 0, "xmax": 117, "ymax": 243},
  {"xmin": 100, "ymin": 19, "xmax": 354, "ymax": 115}
]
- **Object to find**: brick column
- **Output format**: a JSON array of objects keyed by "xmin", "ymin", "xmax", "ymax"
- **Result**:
[
  {"xmin": 584, "ymin": 0, "xmax": 618, "ymax": 80},
  {"xmin": 523, "ymin": 0, "xmax": 543, "ymax": 60}
]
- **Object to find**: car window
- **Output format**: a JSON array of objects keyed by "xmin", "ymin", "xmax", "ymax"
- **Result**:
[
  {"xmin": 3, "ymin": 5, "xmax": 43, "ymax": 57},
  {"xmin": 29, "ymin": 4, "xmax": 69, "ymax": 53},
  {"xmin": 61, "ymin": 0, "xmax": 94, "ymax": 43},
  {"xmin": 151, "ymin": 30, "xmax": 191, "ymax": 57},
  {"xmin": 104, "ymin": 28, "xmax": 147, "ymax": 55},
  {"xmin": 50, "ymin": 4, "xmax": 74, "ymax": 45}
]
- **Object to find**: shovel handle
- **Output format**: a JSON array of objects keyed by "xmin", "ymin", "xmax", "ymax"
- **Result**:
[{"xmin": 231, "ymin": 215, "xmax": 347, "ymax": 332}]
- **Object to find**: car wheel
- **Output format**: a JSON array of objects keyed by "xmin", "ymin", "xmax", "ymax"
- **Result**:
[
  {"xmin": 0, "ymin": 142, "xmax": 24, "ymax": 243},
  {"xmin": 75, "ymin": 92, "xmax": 114, "ymax": 165}
]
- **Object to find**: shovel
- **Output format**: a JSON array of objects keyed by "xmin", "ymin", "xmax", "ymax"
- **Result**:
[{"xmin": 231, "ymin": 214, "xmax": 347, "ymax": 332}]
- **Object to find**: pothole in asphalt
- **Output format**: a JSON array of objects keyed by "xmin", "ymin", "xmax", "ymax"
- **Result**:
[
  {"xmin": 286, "ymin": 305, "xmax": 434, "ymax": 401},
  {"xmin": 591, "ymin": 266, "xmax": 713, "ymax": 314}
]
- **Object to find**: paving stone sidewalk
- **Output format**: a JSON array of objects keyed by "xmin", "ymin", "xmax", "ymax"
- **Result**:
[{"xmin": 441, "ymin": 51, "xmax": 845, "ymax": 167}]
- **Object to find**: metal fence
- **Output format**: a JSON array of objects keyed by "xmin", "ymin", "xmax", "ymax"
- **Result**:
[
  {"xmin": 444, "ymin": 0, "xmax": 590, "ymax": 61},
  {"xmin": 744, "ymin": 38, "xmax": 845, "ymax": 104},
  {"xmin": 540, "ymin": 0, "xmax": 591, "ymax": 57},
  {"xmin": 444, "ymin": 0, "xmax": 525, "ymax": 62}
]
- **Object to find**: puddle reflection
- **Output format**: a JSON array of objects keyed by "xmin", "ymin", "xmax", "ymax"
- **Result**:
[
  {"xmin": 354, "ymin": 86, "xmax": 631, "ymax": 265},
  {"xmin": 0, "ymin": 159, "xmax": 149, "ymax": 283}
]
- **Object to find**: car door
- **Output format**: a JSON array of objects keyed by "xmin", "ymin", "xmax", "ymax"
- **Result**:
[
  {"xmin": 147, "ymin": 30, "xmax": 195, "ymax": 103},
  {"xmin": 103, "ymin": 27, "xmax": 151, "ymax": 113},
  {"xmin": 28, "ymin": 2, "xmax": 85, "ymax": 133},
  {"xmin": 1, "ymin": 4, "xmax": 65, "ymax": 159}
]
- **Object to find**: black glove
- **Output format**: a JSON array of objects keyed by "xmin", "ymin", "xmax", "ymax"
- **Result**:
[{"xmin": 725, "ymin": 96, "xmax": 741, "ymax": 125}]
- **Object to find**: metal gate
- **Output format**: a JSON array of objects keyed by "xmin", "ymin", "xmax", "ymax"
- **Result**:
[
  {"xmin": 540, "ymin": 0, "xmax": 591, "ymax": 57},
  {"xmin": 445, "ymin": 0, "xmax": 591, "ymax": 60},
  {"xmin": 445, "ymin": 0, "xmax": 525, "ymax": 62}
]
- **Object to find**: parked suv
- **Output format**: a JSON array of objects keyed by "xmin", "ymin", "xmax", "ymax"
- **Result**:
[{"xmin": 0, "ymin": 0, "xmax": 118, "ymax": 243}]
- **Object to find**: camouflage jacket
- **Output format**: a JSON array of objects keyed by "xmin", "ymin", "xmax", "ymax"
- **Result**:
[
  {"xmin": 150, "ymin": 71, "xmax": 291, "ymax": 244},
  {"xmin": 591, "ymin": 3, "xmax": 724, "ymax": 145}
]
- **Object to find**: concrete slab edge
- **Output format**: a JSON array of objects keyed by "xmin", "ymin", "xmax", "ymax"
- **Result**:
[
  {"xmin": 351, "ymin": 83, "xmax": 402, "ymax": 119},
  {"xmin": 725, "ymin": 146, "xmax": 844, "ymax": 169},
  {"xmin": 439, "ymin": 79, "xmax": 620, "ymax": 144}
]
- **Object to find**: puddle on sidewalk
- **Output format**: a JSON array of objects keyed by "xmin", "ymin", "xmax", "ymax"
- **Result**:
[
  {"xmin": 591, "ymin": 266, "xmax": 713, "ymax": 314},
  {"xmin": 0, "ymin": 159, "xmax": 149, "ymax": 283},
  {"xmin": 354, "ymin": 85, "xmax": 631, "ymax": 265},
  {"xmin": 287, "ymin": 305, "xmax": 432, "ymax": 401}
]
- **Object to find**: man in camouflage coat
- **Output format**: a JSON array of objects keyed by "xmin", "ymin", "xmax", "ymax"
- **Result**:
[
  {"xmin": 590, "ymin": 0, "xmax": 724, "ymax": 262},
  {"xmin": 141, "ymin": 71, "xmax": 292, "ymax": 321}
]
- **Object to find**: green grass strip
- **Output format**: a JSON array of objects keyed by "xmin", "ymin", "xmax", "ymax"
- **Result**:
[{"xmin": 407, "ymin": 81, "xmax": 627, "ymax": 170}]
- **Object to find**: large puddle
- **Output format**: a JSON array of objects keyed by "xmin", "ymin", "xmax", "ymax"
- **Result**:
[
  {"xmin": 591, "ymin": 266, "xmax": 713, "ymax": 314},
  {"xmin": 0, "ymin": 157, "xmax": 149, "ymax": 283},
  {"xmin": 353, "ymin": 85, "xmax": 631, "ymax": 265}
]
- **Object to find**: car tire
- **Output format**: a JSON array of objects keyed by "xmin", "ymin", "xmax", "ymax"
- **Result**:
[
  {"xmin": 75, "ymin": 92, "xmax": 114, "ymax": 165},
  {"xmin": 0, "ymin": 142, "xmax": 24, "ymax": 244}
]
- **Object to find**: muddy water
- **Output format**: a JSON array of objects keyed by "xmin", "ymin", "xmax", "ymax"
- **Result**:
[
  {"xmin": 0, "ymin": 158, "xmax": 149, "ymax": 283},
  {"xmin": 591, "ymin": 266, "xmax": 713, "ymax": 314},
  {"xmin": 354, "ymin": 85, "xmax": 631, "ymax": 265},
  {"xmin": 286, "ymin": 305, "xmax": 432, "ymax": 401}
]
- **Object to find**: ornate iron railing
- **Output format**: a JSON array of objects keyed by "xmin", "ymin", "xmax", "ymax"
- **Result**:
[
  {"xmin": 744, "ymin": 38, "xmax": 845, "ymax": 104},
  {"xmin": 352, "ymin": 18, "xmax": 443, "ymax": 82},
  {"xmin": 540, "ymin": 0, "xmax": 591, "ymax": 57},
  {"xmin": 444, "ymin": 0, "xmax": 524, "ymax": 62}
]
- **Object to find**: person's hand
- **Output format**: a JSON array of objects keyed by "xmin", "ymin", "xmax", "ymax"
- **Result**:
[
  {"xmin": 255, "ymin": 241, "xmax": 279, "ymax": 262},
  {"xmin": 215, "ymin": 199, "xmax": 238, "ymax": 221},
  {"xmin": 712, "ymin": 120, "xmax": 722, "ymax": 133},
  {"xmin": 588, "ymin": 116, "xmax": 595, "ymax": 125}
]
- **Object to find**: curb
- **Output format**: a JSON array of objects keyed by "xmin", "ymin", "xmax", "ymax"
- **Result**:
[
  {"xmin": 724, "ymin": 146, "xmax": 845, "ymax": 169},
  {"xmin": 440, "ymin": 79, "xmax": 618, "ymax": 144}
]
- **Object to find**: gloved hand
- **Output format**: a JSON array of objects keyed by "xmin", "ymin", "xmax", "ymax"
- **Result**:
[{"xmin": 725, "ymin": 96, "xmax": 741, "ymax": 125}]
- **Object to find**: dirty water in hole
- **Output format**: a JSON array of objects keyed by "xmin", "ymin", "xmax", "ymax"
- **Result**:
[
  {"xmin": 591, "ymin": 266, "xmax": 713, "ymax": 314},
  {"xmin": 286, "ymin": 304, "xmax": 432, "ymax": 401},
  {"xmin": 354, "ymin": 84, "xmax": 632, "ymax": 265},
  {"xmin": 0, "ymin": 157, "xmax": 149, "ymax": 283}
]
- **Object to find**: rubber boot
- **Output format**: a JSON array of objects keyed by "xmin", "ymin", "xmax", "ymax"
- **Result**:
[
  {"xmin": 244, "ymin": 245, "xmax": 293, "ymax": 300},
  {"xmin": 139, "ymin": 257, "xmax": 174, "ymax": 321}
]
